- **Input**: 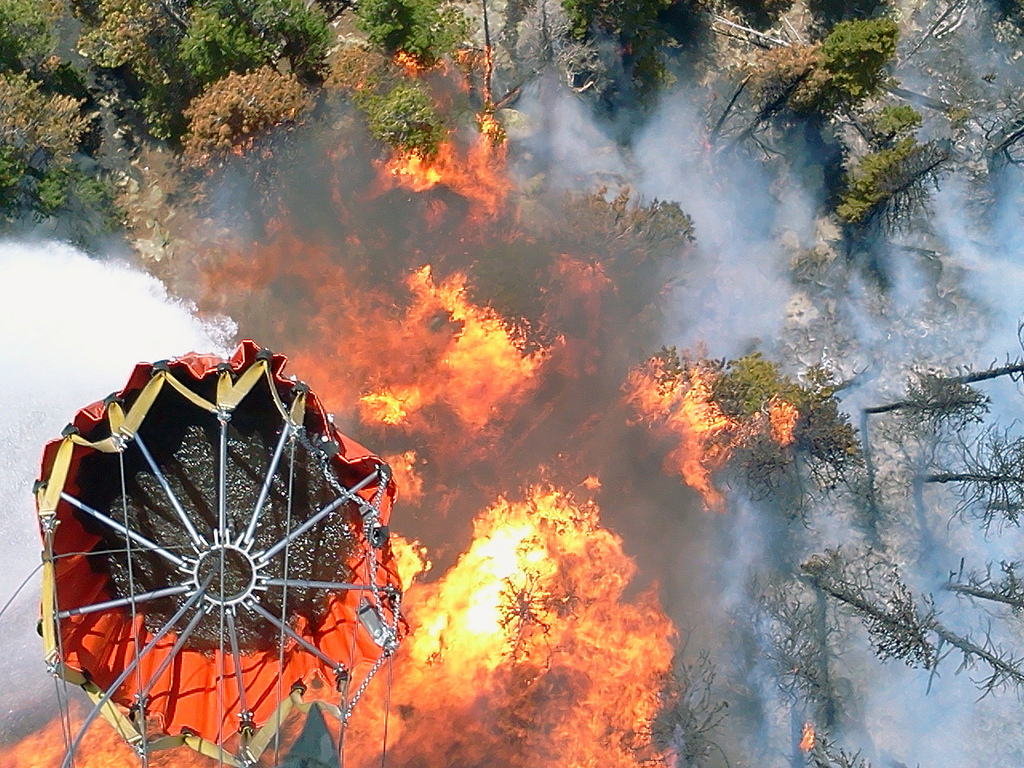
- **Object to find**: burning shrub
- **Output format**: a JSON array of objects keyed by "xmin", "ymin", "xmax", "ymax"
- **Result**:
[
  {"xmin": 344, "ymin": 487, "xmax": 676, "ymax": 767},
  {"xmin": 355, "ymin": 0, "xmax": 469, "ymax": 67},
  {"xmin": 355, "ymin": 79, "xmax": 447, "ymax": 157},
  {"xmin": 626, "ymin": 349, "xmax": 861, "ymax": 507},
  {"xmin": 183, "ymin": 67, "xmax": 310, "ymax": 160}
]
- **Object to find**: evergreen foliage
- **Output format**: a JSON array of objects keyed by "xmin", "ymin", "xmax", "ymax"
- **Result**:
[
  {"xmin": 817, "ymin": 17, "xmax": 899, "ymax": 109},
  {"xmin": 355, "ymin": 80, "xmax": 447, "ymax": 156},
  {"xmin": 0, "ymin": 71, "xmax": 88, "ymax": 214},
  {"xmin": 0, "ymin": 0, "xmax": 59, "ymax": 71},
  {"xmin": 837, "ymin": 137, "xmax": 949, "ymax": 227},
  {"xmin": 562, "ymin": 0, "xmax": 673, "ymax": 97},
  {"xmin": 355, "ymin": 0, "xmax": 468, "ymax": 66}
]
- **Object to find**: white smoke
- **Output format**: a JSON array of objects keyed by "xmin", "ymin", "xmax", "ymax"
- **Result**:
[{"xmin": 0, "ymin": 240, "xmax": 234, "ymax": 741}]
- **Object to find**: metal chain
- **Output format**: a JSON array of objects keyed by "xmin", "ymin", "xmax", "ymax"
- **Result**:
[
  {"xmin": 340, "ymin": 650, "xmax": 392, "ymax": 725},
  {"xmin": 292, "ymin": 425, "xmax": 404, "ymax": 728}
]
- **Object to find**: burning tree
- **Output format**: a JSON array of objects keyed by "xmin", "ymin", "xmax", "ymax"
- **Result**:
[{"xmin": 626, "ymin": 349, "xmax": 860, "ymax": 509}]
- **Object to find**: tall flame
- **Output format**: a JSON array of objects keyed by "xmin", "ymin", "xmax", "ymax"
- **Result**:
[
  {"xmin": 625, "ymin": 360, "xmax": 733, "ymax": 510},
  {"xmin": 381, "ymin": 139, "xmax": 508, "ymax": 220},
  {"xmin": 344, "ymin": 486, "xmax": 676, "ymax": 766},
  {"xmin": 355, "ymin": 265, "xmax": 549, "ymax": 431},
  {"xmin": 800, "ymin": 721, "xmax": 815, "ymax": 752}
]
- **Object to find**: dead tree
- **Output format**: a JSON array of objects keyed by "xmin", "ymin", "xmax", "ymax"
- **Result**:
[
  {"xmin": 759, "ymin": 580, "xmax": 843, "ymax": 729},
  {"xmin": 948, "ymin": 561, "xmax": 1024, "ymax": 615},
  {"xmin": 925, "ymin": 429, "xmax": 1024, "ymax": 528},
  {"xmin": 651, "ymin": 649, "xmax": 729, "ymax": 768},
  {"xmin": 808, "ymin": 737, "xmax": 872, "ymax": 768},
  {"xmin": 803, "ymin": 550, "xmax": 1024, "ymax": 694}
]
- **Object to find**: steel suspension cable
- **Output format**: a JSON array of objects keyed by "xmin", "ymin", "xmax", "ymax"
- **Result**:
[
  {"xmin": 119, "ymin": 449, "xmax": 149, "ymax": 768},
  {"xmin": 380, "ymin": 655, "xmax": 393, "ymax": 768},
  {"xmin": 217, "ymin": 415, "xmax": 229, "ymax": 768},
  {"xmin": 48, "ymin": 527, "xmax": 75, "ymax": 768},
  {"xmin": 273, "ymin": 432, "xmax": 297, "ymax": 765}
]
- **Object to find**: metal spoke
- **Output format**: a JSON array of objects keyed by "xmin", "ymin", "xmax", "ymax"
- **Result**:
[
  {"xmin": 134, "ymin": 434, "xmax": 206, "ymax": 548},
  {"xmin": 60, "ymin": 493, "xmax": 186, "ymax": 569},
  {"xmin": 217, "ymin": 417, "xmax": 228, "ymax": 542},
  {"xmin": 239, "ymin": 423, "xmax": 291, "ymax": 548},
  {"xmin": 138, "ymin": 602, "xmax": 212, "ymax": 701},
  {"xmin": 60, "ymin": 575, "xmax": 213, "ymax": 768},
  {"xmin": 255, "ymin": 470, "xmax": 380, "ymax": 566},
  {"xmin": 58, "ymin": 584, "xmax": 191, "ymax": 619},
  {"xmin": 246, "ymin": 600, "xmax": 342, "ymax": 671},
  {"xmin": 263, "ymin": 578, "xmax": 369, "ymax": 591},
  {"xmin": 225, "ymin": 609, "xmax": 249, "ymax": 720}
]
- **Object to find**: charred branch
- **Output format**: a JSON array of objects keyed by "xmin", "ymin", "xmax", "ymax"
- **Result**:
[
  {"xmin": 804, "ymin": 550, "xmax": 1024, "ymax": 693},
  {"xmin": 709, "ymin": 75, "xmax": 751, "ymax": 147},
  {"xmin": 947, "ymin": 561, "xmax": 1024, "ymax": 614},
  {"xmin": 651, "ymin": 649, "xmax": 728, "ymax": 768},
  {"xmin": 809, "ymin": 737, "xmax": 872, "ymax": 768},
  {"xmin": 864, "ymin": 366, "xmax": 1003, "ymax": 423},
  {"xmin": 759, "ymin": 581, "xmax": 842, "ymax": 728},
  {"xmin": 802, "ymin": 550, "xmax": 937, "ymax": 670},
  {"xmin": 925, "ymin": 429, "xmax": 1024, "ymax": 528}
]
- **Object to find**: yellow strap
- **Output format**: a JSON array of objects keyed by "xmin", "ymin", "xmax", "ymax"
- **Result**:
[
  {"xmin": 60, "ymin": 665, "xmax": 87, "ymax": 686},
  {"xmin": 289, "ymin": 389, "xmax": 306, "ymax": 428},
  {"xmin": 162, "ymin": 373, "xmax": 219, "ymax": 415},
  {"xmin": 245, "ymin": 686, "xmax": 303, "ymax": 759},
  {"xmin": 83, "ymin": 680, "xmax": 143, "ymax": 744},
  {"xmin": 39, "ymin": 553, "xmax": 57, "ymax": 659},
  {"xmin": 182, "ymin": 735, "xmax": 242, "ymax": 766},
  {"xmin": 217, "ymin": 360, "xmax": 267, "ymax": 413},
  {"xmin": 38, "ymin": 438, "xmax": 75, "ymax": 516},
  {"xmin": 216, "ymin": 370, "xmax": 231, "ymax": 407},
  {"xmin": 122, "ymin": 374, "xmax": 169, "ymax": 435},
  {"xmin": 263, "ymin": 364, "xmax": 291, "ymax": 423},
  {"xmin": 69, "ymin": 433, "xmax": 120, "ymax": 453},
  {"xmin": 295, "ymin": 698, "xmax": 343, "ymax": 720}
]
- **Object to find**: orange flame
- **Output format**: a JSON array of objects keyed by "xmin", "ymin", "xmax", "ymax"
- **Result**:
[
  {"xmin": 386, "ymin": 150, "xmax": 444, "ymax": 191},
  {"xmin": 393, "ymin": 50, "xmax": 427, "ymax": 75},
  {"xmin": 381, "ymin": 139, "xmax": 508, "ymax": 219},
  {"xmin": 769, "ymin": 399, "xmax": 799, "ymax": 447},
  {"xmin": 344, "ymin": 486, "xmax": 676, "ymax": 765},
  {"xmin": 354, "ymin": 265, "xmax": 549, "ymax": 431},
  {"xmin": 625, "ymin": 357, "xmax": 799, "ymax": 510},
  {"xmin": 383, "ymin": 450, "xmax": 425, "ymax": 504},
  {"xmin": 0, "ymin": 708, "xmax": 209, "ymax": 766},
  {"xmin": 625, "ymin": 360, "xmax": 733, "ymax": 510},
  {"xmin": 800, "ymin": 721, "xmax": 815, "ymax": 751}
]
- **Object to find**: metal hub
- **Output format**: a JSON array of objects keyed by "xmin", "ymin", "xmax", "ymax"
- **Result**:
[{"xmin": 192, "ymin": 544, "xmax": 259, "ymax": 606}]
